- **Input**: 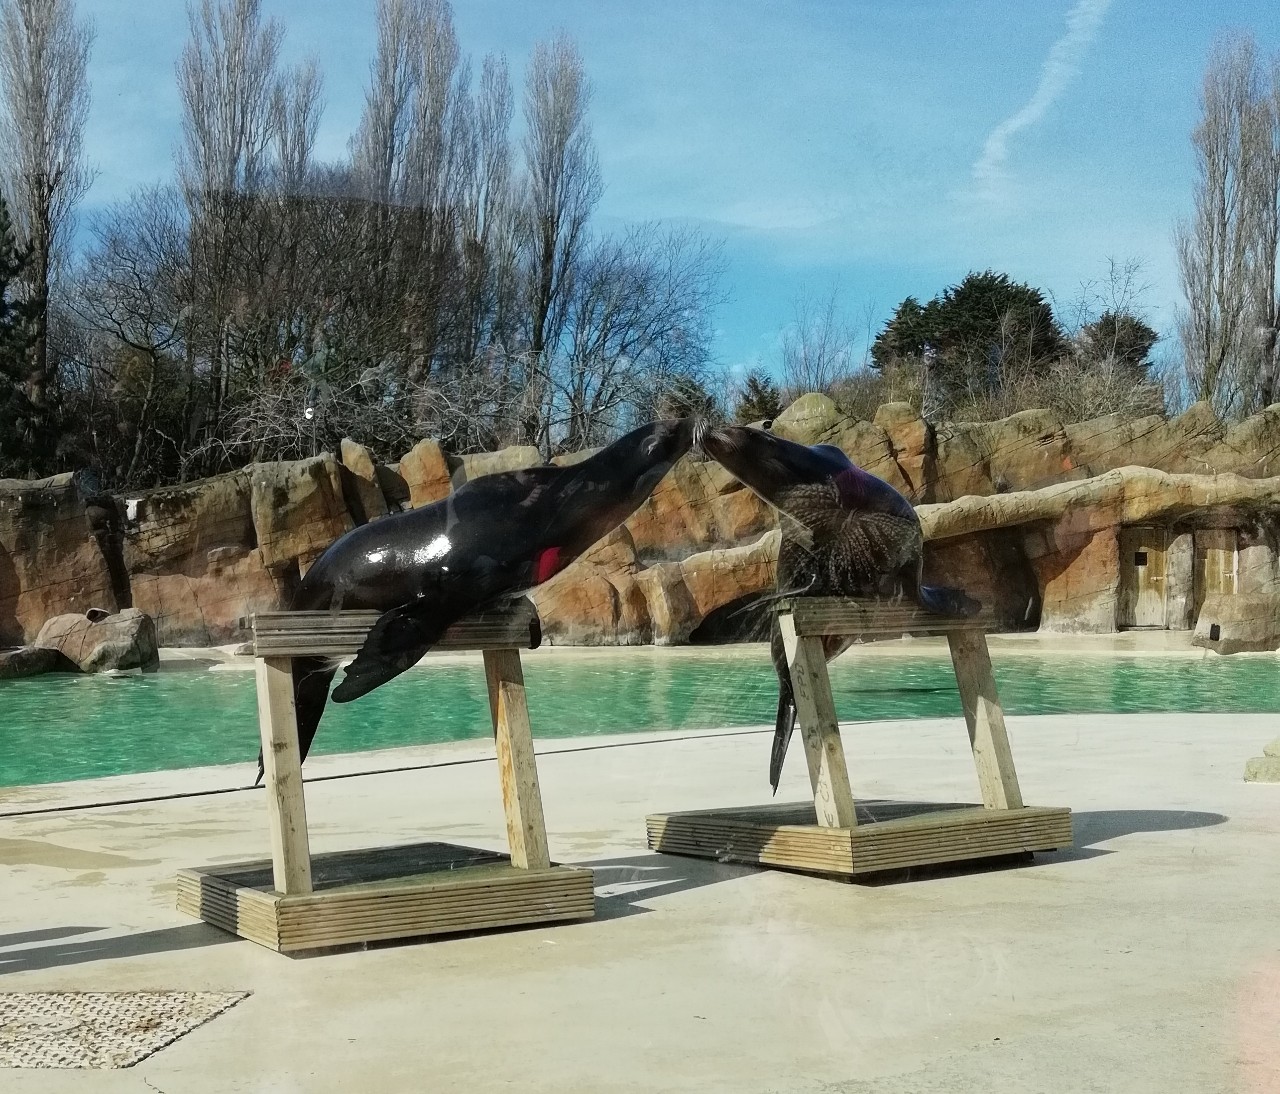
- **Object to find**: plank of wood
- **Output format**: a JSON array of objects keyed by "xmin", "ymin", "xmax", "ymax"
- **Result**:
[
  {"xmin": 775, "ymin": 597, "xmax": 993, "ymax": 638},
  {"xmin": 484, "ymin": 649, "xmax": 552, "ymax": 870},
  {"xmin": 255, "ymin": 655, "xmax": 313, "ymax": 894},
  {"xmin": 778, "ymin": 612, "xmax": 857, "ymax": 828},
  {"xmin": 946, "ymin": 630, "xmax": 1025, "ymax": 810},
  {"xmin": 251, "ymin": 597, "xmax": 542, "ymax": 657}
]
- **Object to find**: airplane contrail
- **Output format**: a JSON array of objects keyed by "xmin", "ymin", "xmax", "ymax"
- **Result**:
[{"xmin": 972, "ymin": 0, "xmax": 1114, "ymax": 184}]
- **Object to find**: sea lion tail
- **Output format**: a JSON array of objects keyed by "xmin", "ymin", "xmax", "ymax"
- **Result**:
[
  {"xmin": 916, "ymin": 583, "xmax": 982, "ymax": 618},
  {"xmin": 252, "ymin": 655, "xmax": 338, "ymax": 785}
]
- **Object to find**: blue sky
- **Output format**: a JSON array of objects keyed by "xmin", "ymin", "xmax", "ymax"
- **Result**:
[{"xmin": 81, "ymin": 0, "xmax": 1279, "ymax": 378}]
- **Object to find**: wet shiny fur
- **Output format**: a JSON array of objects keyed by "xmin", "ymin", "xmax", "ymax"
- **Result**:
[{"xmin": 260, "ymin": 418, "xmax": 697, "ymax": 781}]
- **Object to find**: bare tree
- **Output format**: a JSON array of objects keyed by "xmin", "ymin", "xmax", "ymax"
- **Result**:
[
  {"xmin": 1176, "ymin": 32, "xmax": 1280, "ymax": 416},
  {"xmin": 1248, "ymin": 53, "xmax": 1280, "ymax": 406},
  {"xmin": 779, "ymin": 283, "xmax": 857, "ymax": 397},
  {"xmin": 521, "ymin": 31, "xmax": 601, "ymax": 449},
  {"xmin": 177, "ymin": 0, "xmax": 283, "ymax": 422},
  {"xmin": 553, "ymin": 225, "xmax": 722, "ymax": 449},
  {"xmin": 0, "ymin": 0, "xmax": 94, "ymax": 457},
  {"xmin": 350, "ymin": 0, "xmax": 420, "ymax": 205}
]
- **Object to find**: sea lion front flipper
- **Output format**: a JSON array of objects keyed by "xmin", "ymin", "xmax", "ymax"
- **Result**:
[
  {"xmin": 330, "ymin": 599, "xmax": 453, "ymax": 703},
  {"xmin": 915, "ymin": 584, "xmax": 982, "ymax": 618}
]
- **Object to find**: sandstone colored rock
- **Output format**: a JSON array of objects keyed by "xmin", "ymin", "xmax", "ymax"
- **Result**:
[
  {"xmin": 624, "ymin": 458, "xmax": 723, "ymax": 559},
  {"xmin": 458, "ymin": 445, "xmax": 543, "ymax": 481},
  {"xmin": 923, "ymin": 530, "xmax": 1040, "ymax": 631},
  {"xmin": 1203, "ymin": 405, "xmax": 1280, "ymax": 477},
  {"xmin": 1027, "ymin": 527, "xmax": 1119, "ymax": 633},
  {"xmin": 770, "ymin": 392, "xmax": 844, "ymax": 443},
  {"xmin": 35, "ymin": 608, "xmax": 159, "ymax": 672},
  {"xmin": 130, "ymin": 547, "xmax": 284, "ymax": 646},
  {"xmin": 676, "ymin": 532, "xmax": 779, "ymax": 633},
  {"xmin": 339, "ymin": 438, "xmax": 389, "ymax": 523},
  {"xmin": 933, "ymin": 422, "xmax": 995, "ymax": 502},
  {"xmin": 983, "ymin": 409, "xmax": 1084, "ymax": 494},
  {"xmin": 1192, "ymin": 592, "xmax": 1280, "ymax": 654},
  {"xmin": 918, "ymin": 466, "xmax": 1280, "ymax": 543},
  {"xmin": 875, "ymin": 402, "xmax": 934, "ymax": 502},
  {"xmin": 550, "ymin": 447, "xmax": 600, "ymax": 467},
  {"xmin": 0, "ymin": 473, "xmax": 118, "ymax": 645},
  {"xmin": 0, "ymin": 643, "xmax": 72, "ymax": 678},
  {"xmin": 529, "ymin": 528, "xmax": 651, "ymax": 645},
  {"xmin": 249, "ymin": 455, "xmax": 354, "ymax": 573},
  {"xmin": 399, "ymin": 439, "xmax": 454, "ymax": 507}
]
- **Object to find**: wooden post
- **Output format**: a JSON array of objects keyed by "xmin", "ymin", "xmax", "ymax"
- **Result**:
[
  {"xmin": 483, "ymin": 648, "xmax": 552, "ymax": 870},
  {"xmin": 778, "ymin": 612, "xmax": 857, "ymax": 829},
  {"xmin": 255, "ymin": 655, "xmax": 313, "ymax": 894},
  {"xmin": 946, "ymin": 630, "xmax": 1024, "ymax": 810}
]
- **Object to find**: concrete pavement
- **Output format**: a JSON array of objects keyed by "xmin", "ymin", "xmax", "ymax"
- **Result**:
[{"xmin": 1, "ymin": 710, "xmax": 1278, "ymax": 1093}]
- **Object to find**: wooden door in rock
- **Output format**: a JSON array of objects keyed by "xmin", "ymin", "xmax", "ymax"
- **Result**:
[
  {"xmin": 1193, "ymin": 529, "xmax": 1238, "ymax": 619},
  {"xmin": 1118, "ymin": 526, "xmax": 1168, "ymax": 629}
]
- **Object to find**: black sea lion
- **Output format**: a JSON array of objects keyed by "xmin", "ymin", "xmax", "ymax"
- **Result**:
[
  {"xmin": 261, "ymin": 417, "xmax": 698, "ymax": 782},
  {"xmin": 695, "ymin": 422, "xmax": 980, "ymax": 791}
]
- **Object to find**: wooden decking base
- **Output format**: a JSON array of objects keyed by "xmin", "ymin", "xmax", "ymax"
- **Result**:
[
  {"xmin": 178, "ymin": 841, "xmax": 595, "ymax": 953},
  {"xmin": 647, "ymin": 800, "xmax": 1072, "ymax": 880},
  {"xmin": 647, "ymin": 598, "xmax": 1075, "ymax": 885},
  {"xmin": 177, "ymin": 599, "xmax": 596, "ymax": 953}
]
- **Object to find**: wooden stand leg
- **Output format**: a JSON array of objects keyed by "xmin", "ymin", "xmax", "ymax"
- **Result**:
[
  {"xmin": 946, "ymin": 630, "xmax": 1024, "ymax": 810},
  {"xmin": 483, "ymin": 649, "xmax": 552, "ymax": 870},
  {"xmin": 779, "ymin": 613, "xmax": 857, "ymax": 829},
  {"xmin": 256, "ymin": 655, "xmax": 313, "ymax": 894}
]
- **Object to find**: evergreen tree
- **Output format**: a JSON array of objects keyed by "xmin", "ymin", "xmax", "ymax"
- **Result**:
[
  {"xmin": 1079, "ymin": 310, "xmax": 1159, "ymax": 375},
  {"xmin": 871, "ymin": 270, "xmax": 1066, "ymax": 407},
  {"xmin": 0, "ymin": 192, "xmax": 38, "ymax": 473},
  {"xmin": 734, "ymin": 369, "xmax": 784, "ymax": 422}
]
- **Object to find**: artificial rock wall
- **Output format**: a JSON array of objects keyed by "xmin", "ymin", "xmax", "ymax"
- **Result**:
[{"xmin": 5, "ymin": 394, "xmax": 1280, "ymax": 648}]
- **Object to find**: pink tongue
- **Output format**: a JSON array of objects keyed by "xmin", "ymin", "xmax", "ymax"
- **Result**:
[{"xmin": 533, "ymin": 546, "xmax": 563, "ymax": 584}]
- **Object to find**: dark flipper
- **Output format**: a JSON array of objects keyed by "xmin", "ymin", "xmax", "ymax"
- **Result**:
[
  {"xmin": 253, "ymin": 655, "xmax": 338, "ymax": 786},
  {"xmin": 915, "ymin": 583, "xmax": 982, "ymax": 618},
  {"xmin": 769, "ymin": 687, "xmax": 797, "ymax": 794},
  {"xmin": 768, "ymin": 626, "xmax": 796, "ymax": 793},
  {"xmin": 330, "ymin": 599, "xmax": 454, "ymax": 704}
]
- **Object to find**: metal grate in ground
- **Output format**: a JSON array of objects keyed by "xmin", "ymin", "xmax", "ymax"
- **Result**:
[{"xmin": 0, "ymin": 991, "xmax": 250, "ymax": 1069}]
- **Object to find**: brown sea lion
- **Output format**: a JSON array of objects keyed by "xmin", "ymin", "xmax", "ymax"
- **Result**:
[{"xmin": 696, "ymin": 421, "xmax": 980, "ymax": 791}]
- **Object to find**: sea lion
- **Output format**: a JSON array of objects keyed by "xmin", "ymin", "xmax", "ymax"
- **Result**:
[
  {"xmin": 261, "ymin": 417, "xmax": 698, "ymax": 782},
  {"xmin": 695, "ymin": 422, "xmax": 980, "ymax": 791}
]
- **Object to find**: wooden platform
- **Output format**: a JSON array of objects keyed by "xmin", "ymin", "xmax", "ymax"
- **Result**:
[
  {"xmin": 178, "ymin": 842, "xmax": 594, "ymax": 953},
  {"xmin": 647, "ymin": 596, "xmax": 1073, "ymax": 882},
  {"xmin": 178, "ymin": 597, "xmax": 595, "ymax": 953},
  {"xmin": 647, "ymin": 800, "xmax": 1073, "ymax": 879}
]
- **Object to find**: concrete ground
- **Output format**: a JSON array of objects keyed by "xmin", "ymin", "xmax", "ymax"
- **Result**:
[{"xmin": 1, "ymin": 707, "xmax": 1278, "ymax": 1093}]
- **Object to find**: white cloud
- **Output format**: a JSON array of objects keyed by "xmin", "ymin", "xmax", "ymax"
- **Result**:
[{"xmin": 971, "ymin": 0, "xmax": 1113, "ymax": 186}]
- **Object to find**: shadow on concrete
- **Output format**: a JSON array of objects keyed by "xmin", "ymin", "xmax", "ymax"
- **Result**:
[
  {"xmin": 580, "ymin": 852, "xmax": 758, "ymax": 921},
  {"xmin": 0, "ymin": 926, "xmax": 102, "ymax": 949},
  {"xmin": 1029, "ymin": 807, "xmax": 1229, "ymax": 867},
  {"xmin": 0, "ymin": 923, "xmax": 238, "ymax": 974}
]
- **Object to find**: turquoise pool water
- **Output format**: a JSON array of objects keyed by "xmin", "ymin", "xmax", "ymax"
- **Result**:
[{"xmin": 2, "ymin": 649, "xmax": 1278, "ymax": 787}]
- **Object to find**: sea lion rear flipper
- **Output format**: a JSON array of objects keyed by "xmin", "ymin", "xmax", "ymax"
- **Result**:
[
  {"xmin": 254, "ymin": 656, "xmax": 338, "ymax": 785},
  {"xmin": 769, "ymin": 690, "xmax": 797, "ymax": 794},
  {"xmin": 330, "ymin": 600, "xmax": 453, "ymax": 703}
]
